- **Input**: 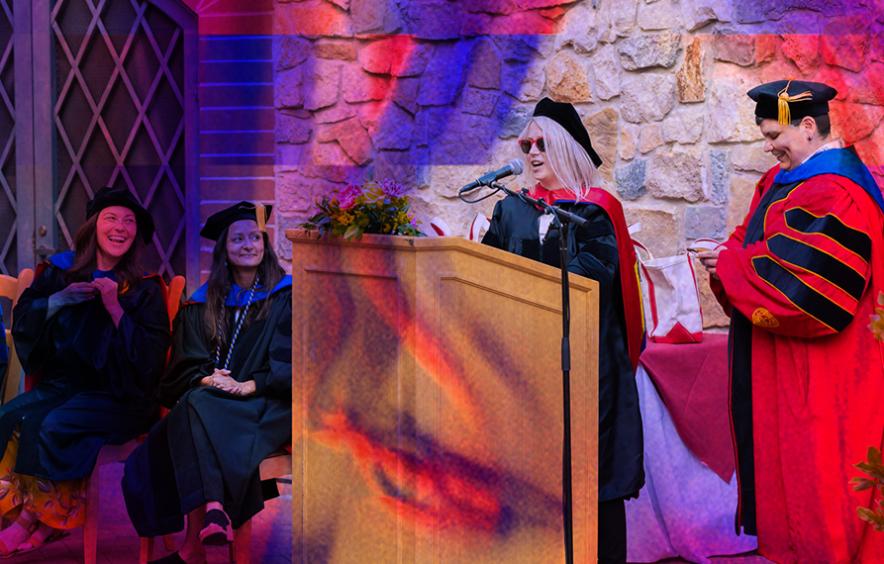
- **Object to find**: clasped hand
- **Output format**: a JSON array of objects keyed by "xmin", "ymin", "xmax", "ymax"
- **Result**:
[
  {"xmin": 201, "ymin": 369, "xmax": 256, "ymax": 396},
  {"xmin": 49, "ymin": 279, "xmax": 124, "ymax": 325},
  {"xmin": 696, "ymin": 249, "xmax": 722, "ymax": 279}
]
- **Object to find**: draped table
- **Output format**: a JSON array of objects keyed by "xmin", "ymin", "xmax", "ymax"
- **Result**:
[{"xmin": 626, "ymin": 333, "xmax": 757, "ymax": 563}]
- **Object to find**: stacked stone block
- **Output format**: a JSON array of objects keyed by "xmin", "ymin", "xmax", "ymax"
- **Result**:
[{"xmin": 273, "ymin": 0, "xmax": 883, "ymax": 327}]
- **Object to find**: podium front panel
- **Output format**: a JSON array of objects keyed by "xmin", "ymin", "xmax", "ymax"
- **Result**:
[{"xmin": 290, "ymin": 233, "xmax": 599, "ymax": 563}]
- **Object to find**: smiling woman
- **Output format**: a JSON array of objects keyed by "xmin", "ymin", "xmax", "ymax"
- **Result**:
[
  {"xmin": 757, "ymin": 115, "xmax": 833, "ymax": 171},
  {"xmin": 0, "ymin": 186, "xmax": 169, "ymax": 558},
  {"xmin": 701, "ymin": 79, "xmax": 884, "ymax": 563},
  {"xmin": 123, "ymin": 202, "xmax": 292, "ymax": 563},
  {"xmin": 751, "ymin": 80, "xmax": 837, "ymax": 171},
  {"xmin": 482, "ymin": 97, "xmax": 645, "ymax": 564},
  {"xmin": 225, "ymin": 220, "xmax": 266, "ymax": 284},
  {"xmin": 95, "ymin": 207, "xmax": 138, "ymax": 267}
]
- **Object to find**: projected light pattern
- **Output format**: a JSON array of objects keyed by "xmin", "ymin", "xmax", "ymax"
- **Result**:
[{"xmin": 175, "ymin": 0, "xmax": 882, "ymax": 561}]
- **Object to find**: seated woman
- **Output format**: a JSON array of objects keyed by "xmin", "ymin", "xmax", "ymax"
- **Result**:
[
  {"xmin": 123, "ymin": 202, "xmax": 292, "ymax": 563},
  {"xmin": 481, "ymin": 98, "xmax": 645, "ymax": 564},
  {"xmin": 0, "ymin": 186, "xmax": 170, "ymax": 556}
]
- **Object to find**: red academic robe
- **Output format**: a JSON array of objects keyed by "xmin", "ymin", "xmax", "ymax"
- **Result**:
[{"xmin": 712, "ymin": 159, "xmax": 884, "ymax": 563}]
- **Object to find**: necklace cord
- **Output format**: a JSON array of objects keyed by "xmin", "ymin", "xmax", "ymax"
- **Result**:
[{"xmin": 214, "ymin": 274, "xmax": 261, "ymax": 370}]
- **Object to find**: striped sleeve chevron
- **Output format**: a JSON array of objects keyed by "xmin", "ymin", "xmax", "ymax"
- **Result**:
[{"xmin": 717, "ymin": 176, "xmax": 873, "ymax": 338}]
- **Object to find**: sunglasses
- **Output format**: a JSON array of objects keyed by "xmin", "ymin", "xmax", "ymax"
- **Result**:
[{"xmin": 518, "ymin": 136, "xmax": 545, "ymax": 154}]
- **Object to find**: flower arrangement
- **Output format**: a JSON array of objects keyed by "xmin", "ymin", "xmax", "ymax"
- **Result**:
[
  {"xmin": 302, "ymin": 179, "xmax": 423, "ymax": 240},
  {"xmin": 852, "ymin": 446, "xmax": 884, "ymax": 532}
]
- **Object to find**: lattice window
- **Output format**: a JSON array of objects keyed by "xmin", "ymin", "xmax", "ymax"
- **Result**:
[
  {"xmin": 51, "ymin": 0, "xmax": 187, "ymax": 280},
  {"xmin": 0, "ymin": 0, "xmax": 15, "ymax": 276}
]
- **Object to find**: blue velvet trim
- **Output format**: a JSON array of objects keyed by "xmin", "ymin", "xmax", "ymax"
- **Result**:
[{"xmin": 188, "ymin": 275, "xmax": 292, "ymax": 305}]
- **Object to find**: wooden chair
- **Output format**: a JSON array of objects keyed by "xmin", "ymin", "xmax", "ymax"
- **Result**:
[
  {"xmin": 83, "ymin": 275, "xmax": 185, "ymax": 564},
  {"xmin": 137, "ymin": 446, "xmax": 292, "ymax": 563},
  {"xmin": 229, "ymin": 448, "xmax": 292, "ymax": 564},
  {"xmin": 0, "ymin": 269, "xmax": 35, "ymax": 404}
]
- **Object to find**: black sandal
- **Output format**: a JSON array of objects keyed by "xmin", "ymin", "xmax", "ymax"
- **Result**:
[
  {"xmin": 198, "ymin": 509, "xmax": 233, "ymax": 546},
  {"xmin": 148, "ymin": 552, "xmax": 187, "ymax": 564}
]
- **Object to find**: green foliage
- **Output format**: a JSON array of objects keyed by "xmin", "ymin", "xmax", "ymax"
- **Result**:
[
  {"xmin": 852, "ymin": 446, "xmax": 884, "ymax": 532},
  {"xmin": 302, "ymin": 179, "xmax": 424, "ymax": 240}
]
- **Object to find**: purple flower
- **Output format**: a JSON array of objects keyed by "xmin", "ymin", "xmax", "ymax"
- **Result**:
[
  {"xmin": 336, "ymin": 184, "xmax": 363, "ymax": 210},
  {"xmin": 379, "ymin": 179, "xmax": 409, "ymax": 198}
]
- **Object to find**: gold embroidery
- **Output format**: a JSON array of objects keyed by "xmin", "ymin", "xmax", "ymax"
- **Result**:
[{"xmin": 752, "ymin": 307, "xmax": 780, "ymax": 328}]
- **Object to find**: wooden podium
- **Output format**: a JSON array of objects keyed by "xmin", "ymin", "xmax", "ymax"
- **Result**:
[{"xmin": 288, "ymin": 230, "xmax": 599, "ymax": 563}]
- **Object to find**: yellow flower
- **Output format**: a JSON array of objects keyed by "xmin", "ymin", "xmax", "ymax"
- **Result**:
[{"xmin": 333, "ymin": 211, "xmax": 354, "ymax": 226}]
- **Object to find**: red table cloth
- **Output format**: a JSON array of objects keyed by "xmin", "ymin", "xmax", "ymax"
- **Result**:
[{"xmin": 638, "ymin": 333, "xmax": 734, "ymax": 482}]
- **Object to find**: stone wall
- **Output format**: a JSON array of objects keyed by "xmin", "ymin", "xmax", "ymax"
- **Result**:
[{"xmin": 272, "ymin": 0, "xmax": 883, "ymax": 327}]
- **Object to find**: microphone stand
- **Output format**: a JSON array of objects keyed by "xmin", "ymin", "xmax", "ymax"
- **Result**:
[{"xmin": 481, "ymin": 182, "xmax": 586, "ymax": 564}]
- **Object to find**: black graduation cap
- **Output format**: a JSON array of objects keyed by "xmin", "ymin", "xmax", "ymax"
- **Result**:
[
  {"xmin": 532, "ymin": 97, "xmax": 603, "ymax": 168},
  {"xmin": 86, "ymin": 186, "xmax": 155, "ymax": 243},
  {"xmin": 200, "ymin": 201, "xmax": 272, "ymax": 241},
  {"xmin": 747, "ymin": 80, "xmax": 837, "ymax": 126}
]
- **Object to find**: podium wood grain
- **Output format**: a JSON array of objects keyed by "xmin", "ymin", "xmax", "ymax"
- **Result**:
[{"xmin": 288, "ymin": 231, "xmax": 599, "ymax": 563}]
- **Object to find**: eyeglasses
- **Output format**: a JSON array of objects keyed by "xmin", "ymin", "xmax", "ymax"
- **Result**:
[{"xmin": 517, "ymin": 136, "xmax": 545, "ymax": 154}]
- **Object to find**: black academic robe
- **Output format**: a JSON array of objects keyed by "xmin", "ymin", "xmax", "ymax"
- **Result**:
[
  {"xmin": 0, "ymin": 311, "xmax": 7, "ymax": 388},
  {"xmin": 123, "ymin": 280, "xmax": 292, "ymax": 536},
  {"xmin": 0, "ymin": 254, "xmax": 169, "ymax": 480},
  {"xmin": 482, "ymin": 194, "xmax": 644, "ymax": 502}
]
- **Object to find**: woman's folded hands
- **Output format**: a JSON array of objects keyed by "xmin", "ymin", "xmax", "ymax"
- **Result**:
[{"xmin": 200, "ymin": 369, "xmax": 256, "ymax": 396}]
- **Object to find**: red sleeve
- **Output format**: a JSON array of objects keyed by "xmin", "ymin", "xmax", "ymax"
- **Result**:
[
  {"xmin": 716, "ymin": 175, "xmax": 873, "ymax": 338},
  {"xmin": 710, "ymin": 167, "xmax": 776, "ymax": 313}
]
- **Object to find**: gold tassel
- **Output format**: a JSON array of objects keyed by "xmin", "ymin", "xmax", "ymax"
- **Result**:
[
  {"xmin": 777, "ymin": 80, "xmax": 814, "ymax": 126},
  {"xmin": 255, "ymin": 203, "xmax": 267, "ymax": 232}
]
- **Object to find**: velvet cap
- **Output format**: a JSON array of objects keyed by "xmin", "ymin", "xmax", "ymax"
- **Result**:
[
  {"xmin": 747, "ymin": 80, "xmax": 836, "ymax": 125},
  {"xmin": 200, "ymin": 201, "xmax": 272, "ymax": 241},
  {"xmin": 532, "ymin": 97, "xmax": 603, "ymax": 168},
  {"xmin": 86, "ymin": 186, "xmax": 155, "ymax": 243}
]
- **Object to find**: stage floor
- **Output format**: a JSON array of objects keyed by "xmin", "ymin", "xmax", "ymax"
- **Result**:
[
  {"xmin": 5, "ymin": 462, "xmax": 292, "ymax": 563},
  {"xmin": 0, "ymin": 459, "xmax": 770, "ymax": 564}
]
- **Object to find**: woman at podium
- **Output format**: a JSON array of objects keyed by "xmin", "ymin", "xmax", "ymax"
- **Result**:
[
  {"xmin": 123, "ymin": 202, "xmax": 292, "ymax": 562},
  {"xmin": 482, "ymin": 98, "xmax": 645, "ymax": 564}
]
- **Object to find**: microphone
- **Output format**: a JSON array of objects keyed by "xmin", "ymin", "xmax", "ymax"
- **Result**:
[{"xmin": 458, "ymin": 159, "xmax": 524, "ymax": 194}]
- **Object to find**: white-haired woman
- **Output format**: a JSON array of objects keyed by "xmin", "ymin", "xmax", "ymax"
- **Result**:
[{"xmin": 482, "ymin": 97, "xmax": 645, "ymax": 564}]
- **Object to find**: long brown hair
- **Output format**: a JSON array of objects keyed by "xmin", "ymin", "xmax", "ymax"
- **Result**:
[
  {"xmin": 65, "ymin": 214, "xmax": 144, "ymax": 291},
  {"xmin": 204, "ymin": 228, "xmax": 285, "ymax": 358}
]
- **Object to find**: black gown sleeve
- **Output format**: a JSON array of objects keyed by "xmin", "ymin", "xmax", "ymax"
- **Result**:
[
  {"xmin": 251, "ymin": 292, "xmax": 292, "ymax": 399},
  {"xmin": 88, "ymin": 278, "xmax": 171, "ymax": 401},
  {"xmin": 11, "ymin": 265, "xmax": 64, "ymax": 375},
  {"xmin": 159, "ymin": 303, "xmax": 215, "ymax": 407},
  {"xmin": 564, "ymin": 205, "xmax": 619, "ymax": 290},
  {"xmin": 481, "ymin": 200, "xmax": 505, "ymax": 249}
]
